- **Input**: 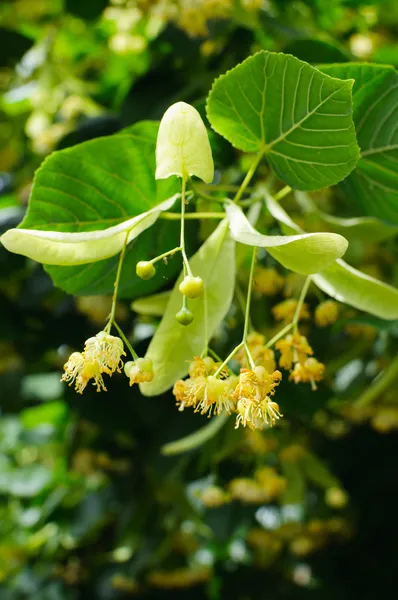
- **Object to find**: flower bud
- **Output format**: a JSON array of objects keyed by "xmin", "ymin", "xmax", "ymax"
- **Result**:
[
  {"xmin": 176, "ymin": 306, "xmax": 194, "ymax": 326},
  {"xmin": 179, "ymin": 275, "xmax": 203, "ymax": 299},
  {"xmin": 136, "ymin": 261, "xmax": 156, "ymax": 280}
]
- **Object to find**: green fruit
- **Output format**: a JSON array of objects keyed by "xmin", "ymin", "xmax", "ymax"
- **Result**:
[
  {"xmin": 136, "ymin": 261, "xmax": 156, "ymax": 280},
  {"xmin": 176, "ymin": 307, "xmax": 194, "ymax": 326},
  {"xmin": 179, "ymin": 275, "xmax": 203, "ymax": 299}
]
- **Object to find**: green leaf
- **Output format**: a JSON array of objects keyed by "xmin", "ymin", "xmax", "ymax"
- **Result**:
[
  {"xmin": 295, "ymin": 191, "xmax": 398, "ymax": 242},
  {"xmin": 265, "ymin": 192, "xmax": 398, "ymax": 319},
  {"xmin": 300, "ymin": 452, "xmax": 339, "ymax": 489},
  {"xmin": 320, "ymin": 63, "xmax": 398, "ymax": 223},
  {"xmin": 282, "ymin": 38, "xmax": 350, "ymax": 64},
  {"xmin": 21, "ymin": 401, "xmax": 68, "ymax": 430},
  {"xmin": 280, "ymin": 461, "xmax": 305, "ymax": 505},
  {"xmin": 140, "ymin": 220, "xmax": 235, "ymax": 396},
  {"xmin": 3, "ymin": 121, "xmax": 181, "ymax": 297},
  {"xmin": 131, "ymin": 291, "xmax": 171, "ymax": 316},
  {"xmin": 225, "ymin": 201, "xmax": 348, "ymax": 275},
  {"xmin": 161, "ymin": 413, "xmax": 229, "ymax": 456},
  {"xmin": 1, "ymin": 196, "xmax": 177, "ymax": 266},
  {"xmin": 206, "ymin": 51, "xmax": 359, "ymax": 190}
]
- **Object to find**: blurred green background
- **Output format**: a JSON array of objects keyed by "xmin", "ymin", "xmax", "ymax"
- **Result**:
[{"xmin": 1, "ymin": 1, "xmax": 398, "ymax": 599}]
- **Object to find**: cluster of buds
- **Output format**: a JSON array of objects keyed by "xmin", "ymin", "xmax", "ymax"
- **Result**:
[
  {"xmin": 62, "ymin": 331, "xmax": 154, "ymax": 393},
  {"xmin": 276, "ymin": 332, "xmax": 325, "ymax": 390}
]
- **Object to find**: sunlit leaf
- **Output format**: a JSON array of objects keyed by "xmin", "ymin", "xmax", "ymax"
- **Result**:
[
  {"xmin": 207, "ymin": 51, "xmax": 359, "ymax": 190},
  {"xmin": 225, "ymin": 201, "xmax": 348, "ymax": 274},
  {"xmin": 320, "ymin": 63, "xmax": 398, "ymax": 223},
  {"xmin": 140, "ymin": 220, "xmax": 235, "ymax": 396},
  {"xmin": 1, "ymin": 121, "xmax": 181, "ymax": 297}
]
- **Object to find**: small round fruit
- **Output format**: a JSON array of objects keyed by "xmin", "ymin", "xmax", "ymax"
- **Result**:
[
  {"xmin": 136, "ymin": 261, "xmax": 156, "ymax": 280},
  {"xmin": 179, "ymin": 275, "xmax": 203, "ymax": 299},
  {"xmin": 176, "ymin": 307, "xmax": 194, "ymax": 326}
]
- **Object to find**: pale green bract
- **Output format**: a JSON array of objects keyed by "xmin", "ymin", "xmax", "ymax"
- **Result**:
[
  {"xmin": 140, "ymin": 220, "xmax": 235, "ymax": 396},
  {"xmin": 131, "ymin": 291, "xmax": 171, "ymax": 316},
  {"xmin": 0, "ymin": 196, "xmax": 178, "ymax": 266},
  {"xmin": 225, "ymin": 201, "xmax": 348, "ymax": 275},
  {"xmin": 206, "ymin": 51, "xmax": 359, "ymax": 190},
  {"xmin": 264, "ymin": 192, "xmax": 398, "ymax": 320},
  {"xmin": 155, "ymin": 101, "xmax": 214, "ymax": 183}
]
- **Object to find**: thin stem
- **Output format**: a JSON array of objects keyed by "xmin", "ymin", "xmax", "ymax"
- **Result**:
[
  {"xmin": 233, "ymin": 150, "xmax": 265, "ymax": 204},
  {"xmin": 355, "ymin": 354, "xmax": 398, "ymax": 407},
  {"xmin": 180, "ymin": 177, "xmax": 192, "ymax": 276},
  {"xmin": 105, "ymin": 232, "xmax": 129, "ymax": 332},
  {"xmin": 273, "ymin": 185, "xmax": 292, "ymax": 203},
  {"xmin": 265, "ymin": 322, "xmax": 294, "ymax": 349},
  {"xmin": 200, "ymin": 183, "xmax": 254, "ymax": 193},
  {"xmin": 292, "ymin": 276, "xmax": 311, "ymax": 332},
  {"xmin": 243, "ymin": 247, "xmax": 257, "ymax": 343},
  {"xmin": 113, "ymin": 322, "xmax": 139, "ymax": 361},
  {"xmin": 208, "ymin": 348, "xmax": 224, "ymax": 363},
  {"xmin": 214, "ymin": 341, "xmax": 244, "ymax": 378},
  {"xmin": 160, "ymin": 212, "xmax": 225, "ymax": 220},
  {"xmin": 202, "ymin": 285, "xmax": 209, "ymax": 358},
  {"xmin": 151, "ymin": 246, "xmax": 181, "ymax": 264},
  {"xmin": 244, "ymin": 343, "xmax": 256, "ymax": 370},
  {"xmin": 161, "ymin": 412, "xmax": 230, "ymax": 456}
]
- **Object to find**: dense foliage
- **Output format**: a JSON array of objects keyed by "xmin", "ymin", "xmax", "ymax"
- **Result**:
[{"xmin": 1, "ymin": 1, "xmax": 398, "ymax": 599}]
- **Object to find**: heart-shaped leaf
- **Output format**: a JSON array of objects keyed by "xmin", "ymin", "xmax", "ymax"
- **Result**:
[
  {"xmin": 320, "ymin": 63, "xmax": 398, "ymax": 223},
  {"xmin": 207, "ymin": 51, "xmax": 359, "ymax": 190},
  {"xmin": 2, "ymin": 121, "xmax": 182, "ymax": 297},
  {"xmin": 225, "ymin": 201, "xmax": 348, "ymax": 275},
  {"xmin": 140, "ymin": 220, "xmax": 235, "ymax": 396}
]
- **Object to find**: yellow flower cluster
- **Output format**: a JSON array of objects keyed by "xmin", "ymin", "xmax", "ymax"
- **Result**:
[
  {"xmin": 236, "ymin": 332, "xmax": 277, "ymax": 371},
  {"xmin": 254, "ymin": 267, "xmax": 284, "ymax": 296},
  {"xmin": 139, "ymin": 0, "xmax": 234, "ymax": 37},
  {"xmin": 147, "ymin": 566, "xmax": 211, "ymax": 589},
  {"xmin": 173, "ymin": 358, "xmax": 283, "ymax": 429},
  {"xmin": 315, "ymin": 300, "xmax": 340, "ymax": 327},
  {"xmin": 276, "ymin": 332, "xmax": 325, "ymax": 390},
  {"xmin": 247, "ymin": 516, "xmax": 351, "ymax": 561},
  {"xmin": 173, "ymin": 356, "xmax": 236, "ymax": 416},
  {"xmin": 272, "ymin": 298, "xmax": 310, "ymax": 322},
  {"xmin": 234, "ymin": 367, "xmax": 283, "ymax": 429},
  {"xmin": 62, "ymin": 331, "xmax": 126, "ymax": 394},
  {"xmin": 228, "ymin": 467, "xmax": 286, "ymax": 504},
  {"xmin": 62, "ymin": 331, "xmax": 154, "ymax": 393}
]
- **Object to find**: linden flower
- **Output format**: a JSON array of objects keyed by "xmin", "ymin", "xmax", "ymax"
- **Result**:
[
  {"xmin": 84, "ymin": 331, "xmax": 126, "ymax": 374},
  {"xmin": 124, "ymin": 358, "xmax": 154, "ymax": 386},
  {"xmin": 289, "ymin": 357, "xmax": 325, "ymax": 390},
  {"xmin": 315, "ymin": 300, "xmax": 340, "ymax": 327},
  {"xmin": 254, "ymin": 267, "xmax": 284, "ymax": 296},
  {"xmin": 236, "ymin": 332, "xmax": 277, "ymax": 372},
  {"xmin": 234, "ymin": 367, "xmax": 282, "ymax": 430},
  {"xmin": 61, "ymin": 352, "xmax": 107, "ymax": 394},
  {"xmin": 275, "ymin": 332, "xmax": 313, "ymax": 370},
  {"xmin": 272, "ymin": 299, "xmax": 310, "ymax": 323}
]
